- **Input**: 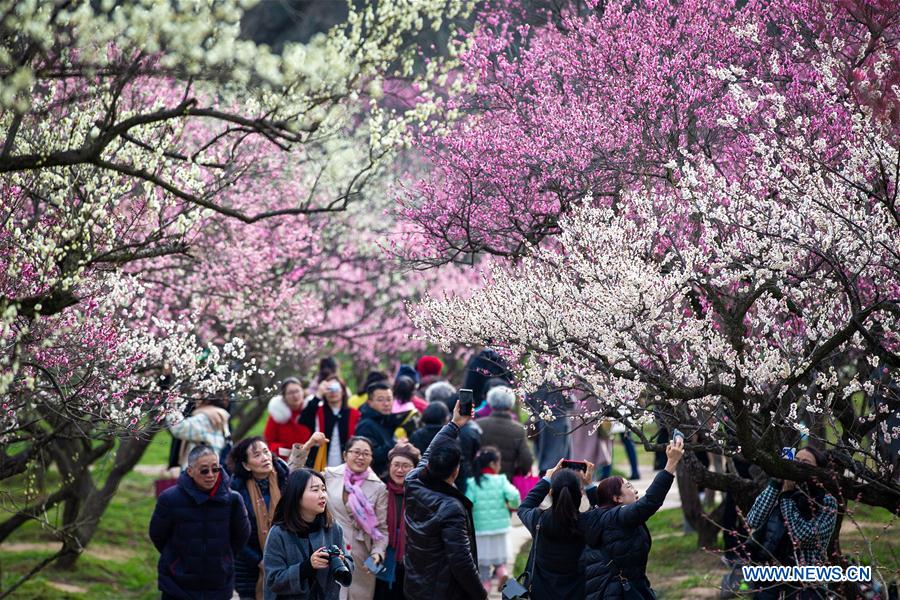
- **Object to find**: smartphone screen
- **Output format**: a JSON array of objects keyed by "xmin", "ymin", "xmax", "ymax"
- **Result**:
[
  {"xmin": 561, "ymin": 460, "xmax": 588, "ymax": 472},
  {"xmin": 364, "ymin": 556, "xmax": 385, "ymax": 575},
  {"xmin": 458, "ymin": 388, "xmax": 474, "ymax": 415}
]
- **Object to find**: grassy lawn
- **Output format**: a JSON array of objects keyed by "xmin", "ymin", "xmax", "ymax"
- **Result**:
[
  {"xmin": 4, "ymin": 423, "xmax": 897, "ymax": 598},
  {"xmin": 1, "ymin": 471, "xmax": 159, "ymax": 599}
]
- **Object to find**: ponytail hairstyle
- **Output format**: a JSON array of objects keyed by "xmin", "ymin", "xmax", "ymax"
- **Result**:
[
  {"xmin": 550, "ymin": 468, "xmax": 582, "ymax": 534},
  {"xmin": 596, "ymin": 476, "xmax": 625, "ymax": 508},
  {"xmin": 473, "ymin": 446, "xmax": 501, "ymax": 488}
]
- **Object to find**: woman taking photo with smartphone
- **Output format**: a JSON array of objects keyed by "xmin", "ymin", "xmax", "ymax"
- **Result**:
[
  {"xmin": 580, "ymin": 436, "xmax": 684, "ymax": 600},
  {"xmin": 516, "ymin": 458, "xmax": 598, "ymax": 599}
]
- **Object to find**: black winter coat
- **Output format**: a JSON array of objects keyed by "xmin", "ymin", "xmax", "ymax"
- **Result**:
[
  {"xmin": 461, "ymin": 348, "xmax": 513, "ymax": 405},
  {"xmin": 580, "ymin": 470, "xmax": 675, "ymax": 600},
  {"xmin": 230, "ymin": 459, "xmax": 290, "ymax": 597},
  {"xmin": 403, "ymin": 423, "xmax": 486, "ymax": 600},
  {"xmin": 517, "ymin": 477, "xmax": 598, "ymax": 600},
  {"xmin": 149, "ymin": 470, "xmax": 251, "ymax": 600},
  {"xmin": 454, "ymin": 421, "xmax": 481, "ymax": 495},
  {"xmin": 409, "ymin": 423, "xmax": 441, "ymax": 456},
  {"xmin": 355, "ymin": 404, "xmax": 409, "ymax": 477}
]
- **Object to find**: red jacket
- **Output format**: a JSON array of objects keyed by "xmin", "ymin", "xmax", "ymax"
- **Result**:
[{"xmin": 264, "ymin": 395, "xmax": 311, "ymax": 456}]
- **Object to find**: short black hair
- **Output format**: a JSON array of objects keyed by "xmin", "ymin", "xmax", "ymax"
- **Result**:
[
  {"xmin": 318, "ymin": 357, "xmax": 339, "ymax": 381},
  {"xmin": 421, "ymin": 401, "xmax": 449, "ymax": 425},
  {"xmin": 366, "ymin": 380, "xmax": 391, "ymax": 396},
  {"xmin": 393, "ymin": 376, "xmax": 417, "ymax": 402},
  {"xmin": 426, "ymin": 443, "xmax": 461, "ymax": 480},
  {"xmin": 345, "ymin": 436, "xmax": 375, "ymax": 454}
]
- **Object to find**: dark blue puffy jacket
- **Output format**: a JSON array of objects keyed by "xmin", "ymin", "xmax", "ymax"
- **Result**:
[{"xmin": 149, "ymin": 470, "xmax": 251, "ymax": 599}]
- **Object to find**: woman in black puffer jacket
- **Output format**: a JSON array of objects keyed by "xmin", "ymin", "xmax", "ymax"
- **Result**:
[
  {"xmin": 516, "ymin": 459, "xmax": 598, "ymax": 600},
  {"xmin": 580, "ymin": 437, "xmax": 684, "ymax": 600}
]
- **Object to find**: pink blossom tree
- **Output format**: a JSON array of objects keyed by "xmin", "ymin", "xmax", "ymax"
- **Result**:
[{"xmin": 406, "ymin": 0, "xmax": 900, "ymax": 561}]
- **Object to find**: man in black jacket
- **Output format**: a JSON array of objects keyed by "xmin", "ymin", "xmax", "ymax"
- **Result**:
[
  {"xmin": 354, "ymin": 380, "xmax": 412, "ymax": 477},
  {"xmin": 403, "ymin": 402, "xmax": 487, "ymax": 600}
]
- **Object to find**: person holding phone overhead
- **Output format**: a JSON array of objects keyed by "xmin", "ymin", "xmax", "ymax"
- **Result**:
[
  {"xmin": 580, "ymin": 436, "xmax": 685, "ymax": 600},
  {"xmin": 515, "ymin": 456, "xmax": 598, "ymax": 599},
  {"xmin": 404, "ymin": 400, "xmax": 487, "ymax": 600}
]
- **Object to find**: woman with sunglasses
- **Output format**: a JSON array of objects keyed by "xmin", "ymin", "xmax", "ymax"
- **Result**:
[
  {"xmin": 149, "ymin": 445, "xmax": 251, "ymax": 600},
  {"xmin": 324, "ymin": 436, "xmax": 389, "ymax": 600}
]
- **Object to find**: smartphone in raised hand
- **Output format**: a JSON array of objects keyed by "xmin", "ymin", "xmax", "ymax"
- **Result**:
[
  {"xmin": 561, "ymin": 460, "xmax": 588, "ymax": 472},
  {"xmin": 458, "ymin": 388, "xmax": 475, "ymax": 416}
]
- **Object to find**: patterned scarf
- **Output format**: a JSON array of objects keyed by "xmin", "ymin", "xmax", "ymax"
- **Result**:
[
  {"xmin": 247, "ymin": 470, "xmax": 281, "ymax": 551},
  {"xmin": 343, "ymin": 466, "xmax": 385, "ymax": 542}
]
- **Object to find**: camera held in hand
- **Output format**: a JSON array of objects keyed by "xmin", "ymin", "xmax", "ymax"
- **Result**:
[{"xmin": 322, "ymin": 545, "xmax": 352, "ymax": 587}]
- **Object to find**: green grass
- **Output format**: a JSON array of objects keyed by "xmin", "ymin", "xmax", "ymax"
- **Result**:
[
  {"xmin": 1, "ymin": 472, "xmax": 159, "ymax": 599},
  {"xmin": 513, "ymin": 539, "xmax": 532, "ymax": 577}
]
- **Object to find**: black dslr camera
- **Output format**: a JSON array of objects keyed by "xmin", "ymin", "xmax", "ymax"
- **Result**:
[{"xmin": 322, "ymin": 545, "xmax": 352, "ymax": 587}]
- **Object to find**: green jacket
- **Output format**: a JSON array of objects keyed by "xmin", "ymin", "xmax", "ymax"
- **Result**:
[{"xmin": 464, "ymin": 473, "xmax": 521, "ymax": 534}]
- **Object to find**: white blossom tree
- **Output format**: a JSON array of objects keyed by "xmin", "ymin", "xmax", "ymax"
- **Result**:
[
  {"xmin": 0, "ymin": 0, "xmax": 473, "ymax": 580},
  {"xmin": 412, "ymin": 74, "xmax": 900, "ymax": 521}
]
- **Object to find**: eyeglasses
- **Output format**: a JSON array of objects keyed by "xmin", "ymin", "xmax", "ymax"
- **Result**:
[
  {"xmin": 347, "ymin": 449, "xmax": 372, "ymax": 458},
  {"xmin": 198, "ymin": 466, "xmax": 221, "ymax": 475}
]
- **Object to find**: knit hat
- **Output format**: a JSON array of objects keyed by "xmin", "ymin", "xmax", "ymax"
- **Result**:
[
  {"xmin": 388, "ymin": 442, "xmax": 421, "ymax": 467},
  {"xmin": 416, "ymin": 355, "xmax": 444, "ymax": 378},
  {"xmin": 396, "ymin": 364, "xmax": 420, "ymax": 385}
]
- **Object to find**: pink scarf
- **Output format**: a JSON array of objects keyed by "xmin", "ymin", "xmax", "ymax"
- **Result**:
[{"xmin": 343, "ymin": 467, "xmax": 385, "ymax": 542}]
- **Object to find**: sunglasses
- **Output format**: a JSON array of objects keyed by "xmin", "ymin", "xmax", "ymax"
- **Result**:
[{"xmin": 198, "ymin": 466, "xmax": 221, "ymax": 475}]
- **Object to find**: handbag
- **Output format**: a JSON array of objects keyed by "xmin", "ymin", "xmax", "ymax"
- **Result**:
[
  {"xmin": 154, "ymin": 477, "xmax": 178, "ymax": 497},
  {"xmin": 501, "ymin": 519, "xmax": 541, "ymax": 600},
  {"xmin": 512, "ymin": 474, "xmax": 541, "ymax": 501}
]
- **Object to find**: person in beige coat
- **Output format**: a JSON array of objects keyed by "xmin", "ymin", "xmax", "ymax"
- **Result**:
[{"xmin": 324, "ymin": 436, "xmax": 389, "ymax": 600}]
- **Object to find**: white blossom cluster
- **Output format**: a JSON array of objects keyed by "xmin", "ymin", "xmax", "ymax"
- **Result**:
[
  {"xmin": 0, "ymin": 273, "xmax": 253, "ymax": 439},
  {"xmin": 411, "ymin": 78, "xmax": 899, "ymax": 454}
]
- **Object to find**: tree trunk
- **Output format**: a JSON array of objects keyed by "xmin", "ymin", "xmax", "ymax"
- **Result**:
[
  {"xmin": 55, "ymin": 436, "xmax": 153, "ymax": 569},
  {"xmin": 231, "ymin": 371, "xmax": 271, "ymax": 440},
  {"xmin": 232, "ymin": 398, "xmax": 267, "ymax": 441},
  {"xmin": 677, "ymin": 460, "xmax": 725, "ymax": 549}
]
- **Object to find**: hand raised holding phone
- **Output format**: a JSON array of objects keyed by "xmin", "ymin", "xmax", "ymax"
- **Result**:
[{"xmin": 452, "ymin": 395, "xmax": 473, "ymax": 427}]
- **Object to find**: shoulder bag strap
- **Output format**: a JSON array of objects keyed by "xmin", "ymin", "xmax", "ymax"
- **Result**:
[{"xmin": 522, "ymin": 512, "xmax": 543, "ymax": 589}]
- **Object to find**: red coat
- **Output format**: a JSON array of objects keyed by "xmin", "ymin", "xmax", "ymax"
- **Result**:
[{"xmin": 264, "ymin": 395, "xmax": 311, "ymax": 456}]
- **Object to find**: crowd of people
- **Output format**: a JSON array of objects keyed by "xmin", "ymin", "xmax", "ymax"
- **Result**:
[{"xmin": 150, "ymin": 353, "xmax": 840, "ymax": 600}]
